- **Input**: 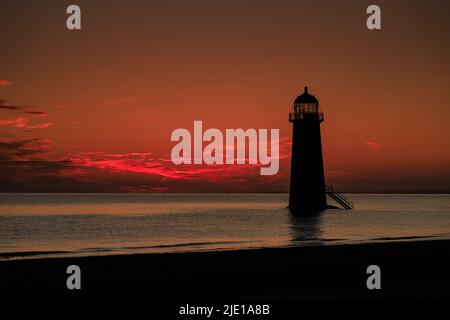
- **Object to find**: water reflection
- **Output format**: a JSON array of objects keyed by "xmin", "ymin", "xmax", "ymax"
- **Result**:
[{"xmin": 288, "ymin": 213, "xmax": 323, "ymax": 245}]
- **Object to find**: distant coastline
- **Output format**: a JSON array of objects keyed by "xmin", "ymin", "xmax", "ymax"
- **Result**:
[{"xmin": 1, "ymin": 191, "xmax": 449, "ymax": 194}]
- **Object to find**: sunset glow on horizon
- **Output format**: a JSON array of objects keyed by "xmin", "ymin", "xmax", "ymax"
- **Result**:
[{"xmin": 1, "ymin": 0, "xmax": 449, "ymax": 193}]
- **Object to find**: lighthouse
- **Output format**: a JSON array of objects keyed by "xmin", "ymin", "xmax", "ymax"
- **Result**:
[{"xmin": 288, "ymin": 87, "xmax": 327, "ymax": 213}]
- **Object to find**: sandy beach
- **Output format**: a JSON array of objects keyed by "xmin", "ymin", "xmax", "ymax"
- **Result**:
[{"xmin": 1, "ymin": 239, "xmax": 449, "ymax": 301}]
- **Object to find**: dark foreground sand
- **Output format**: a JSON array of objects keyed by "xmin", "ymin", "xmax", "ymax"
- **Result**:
[{"xmin": 0, "ymin": 240, "xmax": 449, "ymax": 302}]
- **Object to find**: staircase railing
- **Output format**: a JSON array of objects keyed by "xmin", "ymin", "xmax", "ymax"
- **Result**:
[{"xmin": 326, "ymin": 185, "xmax": 354, "ymax": 210}]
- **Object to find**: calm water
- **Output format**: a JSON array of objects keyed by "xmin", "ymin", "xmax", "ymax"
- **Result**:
[{"xmin": 0, "ymin": 193, "xmax": 449, "ymax": 260}]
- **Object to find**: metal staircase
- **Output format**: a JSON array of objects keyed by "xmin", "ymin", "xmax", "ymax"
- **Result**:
[{"xmin": 326, "ymin": 185, "xmax": 354, "ymax": 210}]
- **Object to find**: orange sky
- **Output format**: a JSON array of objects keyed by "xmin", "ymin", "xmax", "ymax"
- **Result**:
[{"xmin": 1, "ymin": 0, "xmax": 449, "ymax": 192}]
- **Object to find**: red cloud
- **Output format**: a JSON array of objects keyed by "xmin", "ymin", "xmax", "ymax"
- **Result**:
[
  {"xmin": 0, "ymin": 100, "xmax": 51, "ymax": 129},
  {"xmin": 69, "ymin": 141, "xmax": 292, "ymax": 182},
  {"xmin": 1, "ymin": 138, "xmax": 293, "ymax": 192},
  {"xmin": 365, "ymin": 138, "xmax": 382, "ymax": 151},
  {"xmin": 24, "ymin": 111, "xmax": 48, "ymax": 116},
  {"xmin": 70, "ymin": 153, "xmax": 254, "ymax": 180},
  {"xmin": 0, "ymin": 118, "xmax": 26, "ymax": 127},
  {"xmin": 25, "ymin": 122, "xmax": 52, "ymax": 129},
  {"xmin": 0, "ymin": 117, "xmax": 52, "ymax": 129},
  {"xmin": 0, "ymin": 80, "xmax": 12, "ymax": 88}
]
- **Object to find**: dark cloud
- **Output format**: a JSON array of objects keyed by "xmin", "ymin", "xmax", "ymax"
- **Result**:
[
  {"xmin": 23, "ymin": 111, "xmax": 48, "ymax": 116},
  {"xmin": 0, "ymin": 99, "xmax": 50, "ymax": 129},
  {"xmin": 0, "ymin": 99, "xmax": 32, "ymax": 111},
  {"xmin": 0, "ymin": 159, "xmax": 74, "ymax": 169},
  {"xmin": 0, "ymin": 99, "xmax": 45, "ymax": 114},
  {"xmin": 0, "ymin": 138, "xmax": 49, "ymax": 160},
  {"xmin": 0, "ymin": 105, "xmax": 22, "ymax": 111}
]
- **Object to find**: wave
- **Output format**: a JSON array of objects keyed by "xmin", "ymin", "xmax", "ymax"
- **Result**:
[
  {"xmin": 368, "ymin": 234, "xmax": 450, "ymax": 241},
  {"xmin": 0, "ymin": 240, "xmax": 246, "ymax": 260},
  {"xmin": 2, "ymin": 234, "xmax": 450, "ymax": 261}
]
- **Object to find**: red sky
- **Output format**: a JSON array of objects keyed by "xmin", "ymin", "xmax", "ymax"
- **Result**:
[{"xmin": 1, "ymin": 0, "xmax": 450, "ymax": 192}]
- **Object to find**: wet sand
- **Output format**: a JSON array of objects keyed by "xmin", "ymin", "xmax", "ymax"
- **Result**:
[{"xmin": 0, "ymin": 240, "xmax": 449, "ymax": 301}]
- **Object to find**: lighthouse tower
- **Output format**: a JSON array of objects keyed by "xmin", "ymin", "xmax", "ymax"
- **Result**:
[{"xmin": 289, "ymin": 87, "xmax": 327, "ymax": 213}]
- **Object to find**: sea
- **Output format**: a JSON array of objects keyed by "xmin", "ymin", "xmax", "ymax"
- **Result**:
[{"xmin": 0, "ymin": 193, "xmax": 449, "ymax": 260}]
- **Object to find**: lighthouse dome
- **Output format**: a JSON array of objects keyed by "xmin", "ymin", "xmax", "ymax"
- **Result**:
[{"xmin": 294, "ymin": 87, "xmax": 318, "ymax": 104}]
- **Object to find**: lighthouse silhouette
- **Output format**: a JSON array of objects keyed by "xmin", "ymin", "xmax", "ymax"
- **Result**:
[{"xmin": 289, "ymin": 87, "xmax": 327, "ymax": 213}]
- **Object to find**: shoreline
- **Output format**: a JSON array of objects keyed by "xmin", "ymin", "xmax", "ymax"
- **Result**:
[
  {"xmin": 1, "ymin": 234, "xmax": 449, "ymax": 261},
  {"xmin": 1, "ymin": 239, "xmax": 449, "ymax": 300}
]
